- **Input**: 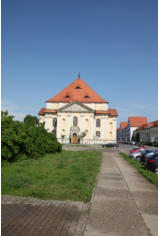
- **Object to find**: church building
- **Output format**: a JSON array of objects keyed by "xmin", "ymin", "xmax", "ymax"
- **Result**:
[{"xmin": 38, "ymin": 76, "xmax": 118, "ymax": 144}]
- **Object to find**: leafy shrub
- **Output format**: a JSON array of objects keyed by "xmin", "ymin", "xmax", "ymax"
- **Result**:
[{"xmin": 1, "ymin": 111, "xmax": 62, "ymax": 161}]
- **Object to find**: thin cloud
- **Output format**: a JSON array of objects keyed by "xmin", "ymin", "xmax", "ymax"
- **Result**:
[{"xmin": 2, "ymin": 100, "xmax": 27, "ymax": 121}]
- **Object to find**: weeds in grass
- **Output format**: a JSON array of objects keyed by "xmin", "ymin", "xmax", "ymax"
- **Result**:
[
  {"xmin": 3, "ymin": 175, "xmax": 31, "ymax": 189},
  {"xmin": 2, "ymin": 150, "xmax": 102, "ymax": 202}
]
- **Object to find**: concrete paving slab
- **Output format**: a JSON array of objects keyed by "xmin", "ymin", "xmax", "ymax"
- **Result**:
[
  {"xmin": 132, "ymin": 191, "xmax": 158, "ymax": 215},
  {"xmin": 89, "ymin": 198, "xmax": 149, "ymax": 236},
  {"xmin": 95, "ymin": 187, "xmax": 132, "ymax": 199},
  {"xmin": 143, "ymin": 214, "xmax": 158, "ymax": 236}
]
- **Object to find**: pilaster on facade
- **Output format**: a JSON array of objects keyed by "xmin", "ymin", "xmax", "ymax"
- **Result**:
[
  {"xmin": 45, "ymin": 114, "xmax": 53, "ymax": 132},
  {"xmin": 105, "ymin": 115, "xmax": 109, "ymax": 140},
  {"xmin": 90, "ymin": 113, "xmax": 94, "ymax": 139},
  {"xmin": 66, "ymin": 113, "xmax": 71, "ymax": 139},
  {"xmin": 101, "ymin": 116, "xmax": 105, "ymax": 140},
  {"xmin": 57, "ymin": 113, "xmax": 61, "ymax": 139},
  {"xmin": 80, "ymin": 113, "xmax": 84, "ymax": 133},
  {"xmin": 112, "ymin": 117, "xmax": 117, "ymax": 141}
]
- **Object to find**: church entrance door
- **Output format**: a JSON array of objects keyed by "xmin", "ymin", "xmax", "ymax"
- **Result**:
[{"xmin": 72, "ymin": 133, "xmax": 78, "ymax": 144}]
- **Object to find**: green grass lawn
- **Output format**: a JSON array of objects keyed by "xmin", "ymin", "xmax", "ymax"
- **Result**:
[
  {"xmin": 2, "ymin": 150, "xmax": 102, "ymax": 202},
  {"xmin": 120, "ymin": 152, "xmax": 158, "ymax": 188}
]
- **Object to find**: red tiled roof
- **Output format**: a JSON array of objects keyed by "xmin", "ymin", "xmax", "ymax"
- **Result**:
[
  {"xmin": 96, "ymin": 111, "xmax": 109, "ymax": 114},
  {"xmin": 38, "ymin": 108, "xmax": 46, "ymax": 115},
  {"xmin": 38, "ymin": 107, "xmax": 118, "ymax": 117},
  {"xmin": 137, "ymin": 120, "xmax": 158, "ymax": 130},
  {"xmin": 38, "ymin": 108, "xmax": 57, "ymax": 115},
  {"xmin": 120, "ymin": 122, "xmax": 128, "ymax": 129},
  {"xmin": 128, "ymin": 117, "xmax": 148, "ymax": 127},
  {"xmin": 95, "ymin": 109, "xmax": 118, "ymax": 116},
  {"xmin": 148, "ymin": 120, "xmax": 158, "ymax": 128},
  {"xmin": 109, "ymin": 109, "xmax": 118, "ymax": 116},
  {"xmin": 46, "ymin": 78, "xmax": 108, "ymax": 103},
  {"xmin": 137, "ymin": 123, "xmax": 148, "ymax": 130}
]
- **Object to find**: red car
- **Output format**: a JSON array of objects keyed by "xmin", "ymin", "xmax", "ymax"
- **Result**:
[{"xmin": 130, "ymin": 147, "xmax": 147, "ymax": 153}]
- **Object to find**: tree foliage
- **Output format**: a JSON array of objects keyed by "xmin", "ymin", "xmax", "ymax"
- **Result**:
[
  {"xmin": 132, "ymin": 132, "xmax": 140, "ymax": 142},
  {"xmin": 1, "ymin": 111, "xmax": 62, "ymax": 161},
  {"xmin": 24, "ymin": 114, "xmax": 39, "ymax": 126}
]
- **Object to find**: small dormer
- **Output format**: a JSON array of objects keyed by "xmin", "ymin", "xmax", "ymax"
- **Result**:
[
  {"xmin": 84, "ymin": 95, "xmax": 90, "ymax": 99},
  {"xmin": 75, "ymin": 85, "xmax": 81, "ymax": 89},
  {"xmin": 65, "ymin": 95, "xmax": 70, "ymax": 98}
]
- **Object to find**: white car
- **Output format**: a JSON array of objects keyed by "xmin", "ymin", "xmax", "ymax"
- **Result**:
[{"xmin": 129, "ymin": 152, "xmax": 141, "ymax": 161}]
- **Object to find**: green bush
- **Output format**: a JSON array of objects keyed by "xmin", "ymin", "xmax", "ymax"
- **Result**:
[{"xmin": 1, "ymin": 111, "xmax": 62, "ymax": 162}]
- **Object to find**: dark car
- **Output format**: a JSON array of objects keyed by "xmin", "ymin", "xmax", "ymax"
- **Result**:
[
  {"xmin": 144, "ymin": 150, "xmax": 158, "ymax": 166},
  {"xmin": 102, "ymin": 143, "xmax": 119, "ymax": 148},
  {"xmin": 146, "ymin": 154, "xmax": 158, "ymax": 175},
  {"xmin": 140, "ymin": 149, "xmax": 154, "ymax": 164}
]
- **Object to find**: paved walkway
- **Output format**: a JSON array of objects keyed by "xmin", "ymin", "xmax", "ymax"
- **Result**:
[
  {"xmin": 2, "ymin": 195, "xmax": 89, "ymax": 236},
  {"xmin": 84, "ymin": 151, "xmax": 158, "ymax": 236}
]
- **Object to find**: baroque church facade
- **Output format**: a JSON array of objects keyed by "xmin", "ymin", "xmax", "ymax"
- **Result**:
[{"xmin": 38, "ymin": 77, "xmax": 118, "ymax": 144}]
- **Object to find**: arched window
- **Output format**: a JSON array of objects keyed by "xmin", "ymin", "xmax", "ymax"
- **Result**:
[
  {"xmin": 96, "ymin": 118, "xmax": 100, "ymax": 127},
  {"xmin": 73, "ymin": 116, "xmax": 78, "ymax": 127}
]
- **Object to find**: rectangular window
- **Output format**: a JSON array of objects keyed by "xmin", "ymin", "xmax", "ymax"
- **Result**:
[
  {"xmin": 53, "ymin": 118, "xmax": 57, "ymax": 127},
  {"xmin": 96, "ymin": 119, "xmax": 100, "ymax": 127},
  {"xmin": 96, "ymin": 131, "xmax": 100, "ymax": 138}
]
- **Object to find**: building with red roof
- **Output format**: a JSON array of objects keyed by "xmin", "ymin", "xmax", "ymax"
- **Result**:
[
  {"xmin": 117, "ymin": 117, "xmax": 148, "ymax": 143},
  {"xmin": 133, "ymin": 120, "xmax": 158, "ymax": 143},
  {"xmin": 38, "ymin": 76, "xmax": 118, "ymax": 144}
]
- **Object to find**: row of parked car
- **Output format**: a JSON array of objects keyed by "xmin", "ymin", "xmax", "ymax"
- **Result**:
[{"xmin": 128, "ymin": 146, "xmax": 158, "ymax": 175}]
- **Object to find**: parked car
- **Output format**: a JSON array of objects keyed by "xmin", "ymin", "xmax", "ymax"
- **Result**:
[
  {"xmin": 146, "ymin": 154, "xmax": 158, "ymax": 175},
  {"xmin": 129, "ymin": 151, "xmax": 142, "ymax": 160},
  {"xmin": 102, "ymin": 143, "xmax": 119, "ymax": 148},
  {"xmin": 144, "ymin": 150, "xmax": 158, "ymax": 166},
  {"xmin": 129, "ymin": 147, "xmax": 147, "ymax": 161},
  {"xmin": 140, "ymin": 149, "xmax": 154, "ymax": 164},
  {"xmin": 129, "ymin": 146, "xmax": 147, "ymax": 154}
]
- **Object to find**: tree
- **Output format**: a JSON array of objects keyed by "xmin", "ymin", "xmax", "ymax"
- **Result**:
[
  {"xmin": 1, "ymin": 111, "xmax": 24, "ymax": 161},
  {"xmin": 1, "ymin": 111, "xmax": 62, "ymax": 162},
  {"xmin": 80, "ymin": 132, "xmax": 86, "ymax": 144},
  {"xmin": 24, "ymin": 115, "xmax": 39, "ymax": 126},
  {"xmin": 132, "ymin": 132, "xmax": 140, "ymax": 142}
]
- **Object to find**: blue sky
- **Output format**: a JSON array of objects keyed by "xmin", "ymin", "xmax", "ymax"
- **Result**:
[{"xmin": 2, "ymin": 0, "xmax": 158, "ymax": 126}]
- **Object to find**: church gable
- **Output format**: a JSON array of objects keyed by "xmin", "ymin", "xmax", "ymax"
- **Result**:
[{"xmin": 58, "ymin": 102, "xmax": 94, "ymax": 113}]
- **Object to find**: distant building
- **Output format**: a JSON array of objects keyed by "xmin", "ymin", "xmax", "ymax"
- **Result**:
[
  {"xmin": 38, "ymin": 76, "xmax": 118, "ymax": 144},
  {"xmin": 117, "ymin": 128, "xmax": 120, "ymax": 141},
  {"xmin": 133, "ymin": 120, "xmax": 158, "ymax": 143},
  {"xmin": 126, "ymin": 117, "xmax": 148, "ymax": 142},
  {"xmin": 117, "ymin": 117, "xmax": 148, "ymax": 142},
  {"xmin": 117, "ymin": 121, "xmax": 128, "ymax": 142}
]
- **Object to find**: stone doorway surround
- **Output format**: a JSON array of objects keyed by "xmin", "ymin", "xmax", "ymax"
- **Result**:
[{"xmin": 70, "ymin": 126, "xmax": 80, "ymax": 144}]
